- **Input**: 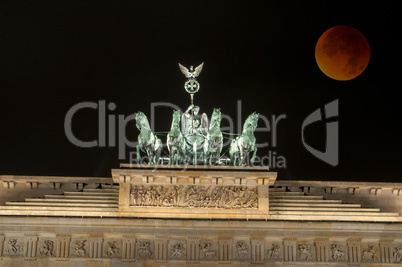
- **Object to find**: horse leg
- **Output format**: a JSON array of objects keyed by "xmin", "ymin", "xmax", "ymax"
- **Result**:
[
  {"xmin": 230, "ymin": 153, "xmax": 237, "ymax": 166},
  {"xmin": 211, "ymin": 150, "xmax": 219, "ymax": 165},
  {"xmin": 217, "ymin": 147, "xmax": 222, "ymax": 165},
  {"xmin": 155, "ymin": 147, "xmax": 161, "ymax": 165},
  {"xmin": 136, "ymin": 145, "xmax": 141, "ymax": 162},
  {"xmin": 200, "ymin": 146, "xmax": 206, "ymax": 165},
  {"xmin": 239, "ymin": 150, "xmax": 245, "ymax": 166},
  {"xmin": 178, "ymin": 145, "xmax": 184, "ymax": 165},
  {"xmin": 171, "ymin": 149, "xmax": 176, "ymax": 165},
  {"xmin": 147, "ymin": 149, "xmax": 155, "ymax": 164},
  {"xmin": 229, "ymin": 146, "xmax": 235, "ymax": 166},
  {"xmin": 250, "ymin": 147, "xmax": 257, "ymax": 165}
]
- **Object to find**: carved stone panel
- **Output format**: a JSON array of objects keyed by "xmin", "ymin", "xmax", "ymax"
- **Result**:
[
  {"xmin": 3, "ymin": 238, "xmax": 24, "ymax": 257},
  {"xmin": 233, "ymin": 240, "xmax": 251, "ymax": 260},
  {"xmin": 199, "ymin": 241, "xmax": 218, "ymax": 260},
  {"xmin": 129, "ymin": 185, "xmax": 258, "ymax": 209},
  {"xmin": 37, "ymin": 239, "xmax": 55, "ymax": 257},
  {"xmin": 393, "ymin": 244, "xmax": 402, "ymax": 263},
  {"xmin": 136, "ymin": 240, "xmax": 154, "ymax": 259},
  {"xmin": 329, "ymin": 242, "xmax": 347, "ymax": 262},
  {"xmin": 103, "ymin": 239, "xmax": 121, "ymax": 258},
  {"xmin": 361, "ymin": 243, "xmax": 380, "ymax": 263},
  {"xmin": 266, "ymin": 242, "xmax": 283, "ymax": 261},
  {"xmin": 70, "ymin": 239, "xmax": 88, "ymax": 257},
  {"xmin": 297, "ymin": 242, "xmax": 315, "ymax": 261},
  {"xmin": 168, "ymin": 240, "xmax": 186, "ymax": 260}
]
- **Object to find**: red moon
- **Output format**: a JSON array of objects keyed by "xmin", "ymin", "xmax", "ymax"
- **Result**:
[{"xmin": 315, "ymin": 26, "xmax": 370, "ymax": 81}]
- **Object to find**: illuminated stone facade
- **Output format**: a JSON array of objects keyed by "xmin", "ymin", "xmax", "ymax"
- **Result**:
[{"xmin": 1, "ymin": 165, "xmax": 402, "ymax": 266}]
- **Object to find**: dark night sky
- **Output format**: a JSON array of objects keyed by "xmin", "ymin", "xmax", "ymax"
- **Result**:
[{"xmin": 0, "ymin": 1, "xmax": 400, "ymax": 182}]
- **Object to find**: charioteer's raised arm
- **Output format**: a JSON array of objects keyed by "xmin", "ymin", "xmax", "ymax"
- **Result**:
[
  {"xmin": 184, "ymin": 104, "xmax": 194, "ymax": 117},
  {"xmin": 181, "ymin": 104, "xmax": 194, "ymax": 135}
]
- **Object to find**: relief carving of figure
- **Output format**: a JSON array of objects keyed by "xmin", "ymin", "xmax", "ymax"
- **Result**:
[
  {"xmin": 6, "ymin": 239, "xmax": 23, "ymax": 255},
  {"xmin": 137, "ymin": 241, "xmax": 153, "ymax": 258},
  {"xmin": 235, "ymin": 241, "xmax": 249, "ymax": 258},
  {"xmin": 74, "ymin": 240, "xmax": 87, "ymax": 257},
  {"xmin": 330, "ymin": 244, "xmax": 345, "ymax": 261},
  {"xmin": 39, "ymin": 240, "xmax": 54, "ymax": 256},
  {"xmin": 267, "ymin": 243, "xmax": 280, "ymax": 259},
  {"xmin": 394, "ymin": 247, "xmax": 402, "ymax": 263},
  {"xmin": 130, "ymin": 185, "xmax": 258, "ymax": 209},
  {"xmin": 224, "ymin": 186, "xmax": 235, "ymax": 207},
  {"xmin": 200, "ymin": 242, "xmax": 217, "ymax": 259},
  {"xmin": 138, "ymin": 186, "xmax": 146, "ymax": 206},
  {"xmin": 184, "ymin": 186, "xmax": 205, "ymax": 208},
  {"xmin": 169, "ymin": 243, "xmax": 186, "ymax": 259},
  {"xmin": 362, "ymin": 245, "xmax": 378, "ymax": 261},
  {"xmin": 145, "ymin": 186, "xmax": 155, "ymax": 206},
  {"xmin": 172, "ymin": 185, "xmax": 183, "ymax": 206},
  {"xmin": 105, "ymin": 241, "xmax": 120, "ymax": 256},
  {"xmin": 156, "ymin": 186, "xmax": 167, "ymax": 206},
  {"xmin": 298, "ymin": 244, "xmax": 312, "ymax": 260},
  {"xmin": 185, "ymin": 186, "xmax": 198, "ymax": 200},
  {"xmin": 162, "ymin": 191, "xmax": 174, "ymax": 207},
  {"xmin": 129, "ymin": 187, "xmax": 137, "ymax": 206}
]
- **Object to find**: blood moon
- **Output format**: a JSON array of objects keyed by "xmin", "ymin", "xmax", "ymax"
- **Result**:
[{"xmin": 315, "ymin": 26, "xmax": 370, "ymax": 81}]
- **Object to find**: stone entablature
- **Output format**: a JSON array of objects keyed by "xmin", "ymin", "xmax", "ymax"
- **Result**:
[
  {"xmin": 1, "ymin": 171, "xmax": 402, "ymax": 266},
  {"xmin": 1, "ymin": 218, "xmax": 402, "ymax": 266},
  {"xmin": 1, "ymin": 172, "xmax": 402, "ymax": 222}
]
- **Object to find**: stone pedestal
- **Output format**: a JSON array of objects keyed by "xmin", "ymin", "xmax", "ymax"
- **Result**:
[{"xmin": 112, "ymin": 164, "xmax": 277, "ymax": 220}]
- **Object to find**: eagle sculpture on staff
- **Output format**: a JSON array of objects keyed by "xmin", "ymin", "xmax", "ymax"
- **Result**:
[
  {"xmin": 178, "ymin": 62, "xmax": 204, "ymax": 79},
  {"xmin": 178, "ymin": 62, "xmax": 204, "ymax": 104}
]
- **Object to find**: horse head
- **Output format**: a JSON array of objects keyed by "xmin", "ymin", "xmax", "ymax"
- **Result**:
[
  {"xmin": 134, "ymin": 111, "xmax": 151, "ymax": 131},
  {"xmin": 243, "ymin": 112, "xmax": 259, "ymax": 131},
  {"xmin": 171, "ymin": 110, "xmax": 181, "ymax": 128},
  {"xmin": 210, "ymin": 108, "xmax": 222, "ymax": 129}
]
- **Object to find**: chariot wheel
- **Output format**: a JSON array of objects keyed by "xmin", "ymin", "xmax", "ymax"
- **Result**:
[{"xmin": 187, "ymin": 199, "xmax": 197, "ymax": 208}]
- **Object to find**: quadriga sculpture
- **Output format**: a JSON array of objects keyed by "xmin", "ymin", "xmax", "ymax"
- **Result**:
[
  {"xmin": 134, "ymin": 111, "xmax": 162, "ymax": 164},
  {"xmin": 134, "ymin": 109, "xmax": 259, "ymax": 166},
  {"xmin": 229, "ymin": 112, "xmax": 259, "ymax": 166}
]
